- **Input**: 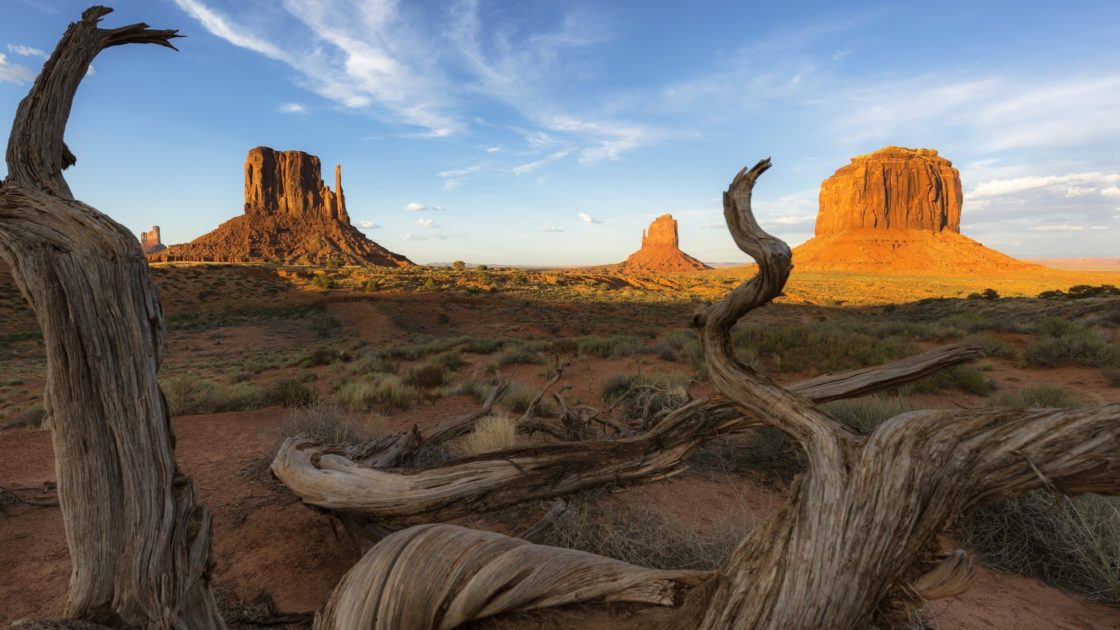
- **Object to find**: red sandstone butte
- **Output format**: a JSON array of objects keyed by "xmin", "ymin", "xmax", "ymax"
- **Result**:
[
  {"xmin": 150, "ymin": 148, "xmax": 411, "ymax": 266},
  {"xmin": 793, "ymin": 146, "xmax": 1038, "ymax": 275},
  {"xmin": 140, "ymin": 225, "xmax": 165, "ymax": 254},
  {"xmin": 620, "ymin": 214, "xmax": 710, "ymax": 273}
]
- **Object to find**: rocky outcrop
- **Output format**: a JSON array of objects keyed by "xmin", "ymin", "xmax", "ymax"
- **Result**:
[
  {"xmin": 140, "ymin": 225, "xmax": 165, "ymax": 254},
  {"xmin": 244, "ymin": 147, "xmax": 348, "ymax": 222},
  {"xmin": 815, "ymin": 146, "xmax": 962, "ymax": 236},
  {"xmin": 151, "ymin": 148, "xmax": 411, "ymax": 267},
  {"xmin": 793, "ymin": 146, "xmax": 1037, "ymax": 275},
  {"xmin": 620, "ymin": 214, "xmax": 710, "ymax": 273}
]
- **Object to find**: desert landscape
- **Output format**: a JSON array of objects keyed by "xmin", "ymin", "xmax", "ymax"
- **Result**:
[{"xmin": 2, "ymin": 4, "xmax": 1119, "ymax": 630}]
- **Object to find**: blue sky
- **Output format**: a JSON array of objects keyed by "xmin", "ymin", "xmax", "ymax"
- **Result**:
[{"xmin": 1, "ymin": 0, "xmax": 1118, "ymax": 265}]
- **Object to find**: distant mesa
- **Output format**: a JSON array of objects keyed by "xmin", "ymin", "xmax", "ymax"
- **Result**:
[
  {"xmin": 140, "ymin": 225, "xmax": 165, "ymax": 254},
  {"xmin": 620, "ymin": 214, "xmax": 710, "ymax": 273},
  {"xmin": 150, "ymin": 147, "xmax": 412, "ymax": 266},
  {"xmin": 793, "ymin": 146, "xmax": 1038, "ymax": 275}
]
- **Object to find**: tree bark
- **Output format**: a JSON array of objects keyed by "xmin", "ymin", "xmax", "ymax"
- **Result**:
[{"xmin": 0, "ymin": 7, "xmax": 224, "ymax": 629}]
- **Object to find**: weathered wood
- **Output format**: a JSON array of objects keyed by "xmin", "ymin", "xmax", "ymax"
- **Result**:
[
  {"xmin": 310, "ymin": 160, "xmax": 1120, "ymax": 630},
  {"xmin": 0, "ymin": 7, "xmax": 223, "ymax": 629},
  {"xmin": 272, "ymin": 341, "xmax": 982, "ymax": 529}
]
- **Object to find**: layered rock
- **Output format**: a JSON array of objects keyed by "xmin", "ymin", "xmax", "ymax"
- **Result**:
[
  {"xmin": 151, "ymin": 148, "xmax": 411, "ymax": 267},
  {"xmin": 620, "ymin": 214, "xmax": 710, "ymax": 273},
  {"xmin": 815, "ymin": 146, "xmax": 962, "ymax": 235},
  {"xmin": 793, "ymin": 146, "xmax": 1037, "ymax": 275},
  {"xmin": 140, "ymin": 225, "xmax": 165, "ymax": 254}
]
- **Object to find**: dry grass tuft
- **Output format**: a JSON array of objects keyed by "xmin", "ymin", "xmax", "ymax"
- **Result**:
[{"xmin": 458, "ymin": 413, "xmax": 517, "ymax": 456}]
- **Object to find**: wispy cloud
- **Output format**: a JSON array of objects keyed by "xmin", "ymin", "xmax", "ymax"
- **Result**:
[
  {"xmin": 402, "ymin": 232, "xmax": 446, "ymax": 241},
  {"xmin": 356, "ymin": 219, "xmax": 380, "ymax": 229},
  {"xmin": 7, "ymin": 44, "xmax": 47, "ymax": 59},
  {"xmin": 416, "ymin": 218, "xmax": 440, "ymax": 229},
  {"xmin": 406, "ymin": 201, "xmax": 445, "ymax": 212},
  {"xmin": 276, "ymin": 102, "xmax": 309, "ymax": 114},
  {"xmin": 0, "ymin": 52, "xmax": 33, "ymax": 84},
  {"xmin": 541, "ymin": 226, "xmax": 564, "ymax": 233},
  {"xmin": 512, "ymin": 149, "xmax": 571, "ymax": 175},
  {"xmin": 437, "ymin": 163, "xmax": 484, "ymax": 190},
  {"xmin": 968, "ymin": 172, "xmax": 1120, "ymax": 198},
  {"xmin": 1028, "ymin": 224, "xmax": 1108, "ymax": 232},
  {"xmin": 578, "ymin": 212, "xmax": 601, "ymax": 224}
]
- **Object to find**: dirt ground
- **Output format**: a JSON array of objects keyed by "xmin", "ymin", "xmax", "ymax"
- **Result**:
[{"xmin": 2, "ymin": 263, "xmax": 1120, "ymax": 627}]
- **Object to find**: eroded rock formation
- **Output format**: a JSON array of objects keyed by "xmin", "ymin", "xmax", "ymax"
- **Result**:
[
  {"xmin": 815, "ymin": 146, "xmax": 962, "ymax": 235},
  {"xmin": 620, "ymin": 214, "xmax": 709, "ymax": 273},
  {"xmin": 794, "ymin": 146, "xmax": 1037, "ymax": 274},
  {"xmin": 151, "ymin": 148, "xmax": 411, "ymax": 266},
  {"xmin": 140, "ymin": 225, "xmax": 165, "ymax": 254}
]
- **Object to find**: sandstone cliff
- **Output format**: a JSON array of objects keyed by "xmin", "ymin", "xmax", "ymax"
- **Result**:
[
  {"xmin": 815, "ymin": 146, "xmax": 962, "ymax": 235},
  {"xmin": 793, "ymin": 146, "xmax": 1037, "ymax": 275},
  {"xmin": 151, "ymin": 148, "xmax": 410, "ymax": 267},
  {"xmin": 620, "ymin": 214, "xmax": 710, "ymax": 273},
  {"xmin": 140, "ymin": 225, "xmax": 165, "ymax": 254}
]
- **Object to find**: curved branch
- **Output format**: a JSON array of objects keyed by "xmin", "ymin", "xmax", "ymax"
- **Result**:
[
  {"xmin": 4, "ymin": 6, "xmax": 181, "ymax": 198},
  {"xmin": 697, "ymin": 160, "xmax": 851, "ymax": 458},
  {"xmin": 314, "ymin": 524, "xmax": 711, "ymax": 630}
]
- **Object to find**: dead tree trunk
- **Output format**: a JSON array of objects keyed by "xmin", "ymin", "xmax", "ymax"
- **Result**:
[
  {"xmin": 0, "ymin": 8, "xmax": 224, "ymax": 629},
  {"xmin": 311, "ymin": 161, "xmax": 1120, "ymax": 629}
]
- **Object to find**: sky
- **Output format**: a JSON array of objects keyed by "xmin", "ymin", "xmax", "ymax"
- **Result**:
[{"xmin": 1, "ymin": 0, "xmax": 1118, "ymax": 265}]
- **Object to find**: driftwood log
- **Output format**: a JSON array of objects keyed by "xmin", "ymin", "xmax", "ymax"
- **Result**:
[
  {"xmin": 309, "ymin": 161, "xmax": 1120, "ymax": 629},
  {"xmin": 0, "ymin": 7, "xmax": 224, "ymax": 629},
  {"xmin": 272, "ymin": 343, "xmax": 982, "ymax": 532}
]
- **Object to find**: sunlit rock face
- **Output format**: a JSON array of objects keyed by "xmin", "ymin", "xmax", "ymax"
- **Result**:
[
  {"xmin": 621, "ymin": 214, "xmax": 710, "ymax": 273},
  {"xmin": 244, "ymin": 147, "xmax": 349, "ymax": 223},
  {"xmin": 815, "ymin": 146, "xmax": 962, "ymax": 236},
  {"xmin": 140, "ymin": 225, "xmax": 165, "ymax": 254},
  {"xmin": 150, "ymin": 147, "xmax": 410, "ymax": 266}
]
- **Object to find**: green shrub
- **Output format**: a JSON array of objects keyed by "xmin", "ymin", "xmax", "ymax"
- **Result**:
[
  {"xmin": 993, "ymin": 384, "xmax": 1079, "ymax": 409},
  {"xmin": 261, "ymin": 377, "xmax": 316, "ymax": 408},
  {"xmin": 161, "ymin": 376, "xmax": 264, "ymax": 415},
  {"xmin": 363, "ymin": 279, "xmax": 380, "ymax": 292},
  {"xmin": 499, "ymin": 382, "xmax": 537, "ymax": 414},
  {"xmin": 336, "ymin": 382, "xmax": 378, "ymax": 411},
  {"xmin": 823, "ymin": 397, "xmax": 911, "ymax": 434},
  {"xmin": 406, "ymin": 363, "xmax": 446, "ymax": 389},
  {"xmin": 601, "ymin": 373, "xmax": 691, "ymax": 421},
  {"xmin": 961, "ymin": 491, "xmax": 1120, "ymax": 602},
  {"xmin": 310, "ymin": 274, "xmax": 333, "ymax": 289}
]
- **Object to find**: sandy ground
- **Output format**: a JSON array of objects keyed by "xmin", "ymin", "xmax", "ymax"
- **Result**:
[{"xmin": 3, "ymin": 408, "xmax": 1119, "ymax": 628}]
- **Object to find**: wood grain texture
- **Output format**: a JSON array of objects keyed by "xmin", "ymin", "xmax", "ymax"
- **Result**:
[{"xmin": 0, "ymin": 7, "xmax": 223, "ymax": 629}]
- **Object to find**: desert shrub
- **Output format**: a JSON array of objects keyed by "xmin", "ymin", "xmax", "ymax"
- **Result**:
[
  {"xmin": 460, "ymin": 338, "xmax": 504, "ymax": 354},
  {"xmin": 492, "ymin": 344, "xmax": 544, "ymax": 367},
  {"xmin": 992, "ymin": 384, "xmax": 1080, "ymax": 409},
  {"xmin": 457, "ymin": 414, "xmax": 517, "ymax": 455},
  {"xmin": 354, "ymin": 351, "xmax": 397, "ymax": 376},
  {"xmin": 161, "ymin": 376, "xmax": 264, "ymax": 415},
  {"xmin": 823, "ymin": 397, "xmax": 911, "ymax": 434},
  {"xmin": 311, "ymin": 315, "xmax": 341, "ymax": 339},
  {"xmin": 601, "ymin": 373, "xmax": 691, "ymax": 421},
  {"xmin": 432, "ymin": 350, "xmax": 464, "ymax": 371},
  {"xmin": 905, "ymin": 365, "xmax": 994, "ymax": 396},
  {"xmin": 374, "ymin": 374, "xmax": 417, "ymax": 410},
  {"xmin": 1023, "ymin": 328, "xmax": 1118, "ymax": 368},
  {"xmin": 721, "ymin": 427, "xmax": 805, "ymax": 481},
  {"xmin": 960, "ymin": 491, "xmax": 1120, "ymax": 602},
  {"xmin": 732, "ymin": 323, "xmax": 918, "ymax": 374},
  {"xmin": 577, "ymin": 335, "xmax": 644, "ymax": 359},
  {"xmin": 1067, "ymin": 284, "xmax": 1120, "ymax": 299},
  {"xmin": 336, "ymin": 382, "xmax": 378, "ymax": 411},
  {"xmin": 294, "ymin": 346, "xmax": 341, "ymax": 368},
  {"xmin": 363, "ymin": 279, "xmax": 380, "ymax": 292},
  {"xmin": 310, "ymin": 274, "xmax": 333, "ymax": 289},
  {"xmin": 1038, "ymin": 289, "xmax": 1066, "ymax": 299},
  {"xmin": 499, "ymin": 382, "xmax": 537, "ymax": 414},
  {"xmin": 325, "ymin": 259, "xmax": 343, "ymax": 271},
  {"xmin": 261, "ymin": 377, "xmax": 316, "ymax": 408},
  {"xmin": 451, "ymin": 260, "xmax": 466, "ymax": 271},
  {"xmin": 963, "ymin": 333, "xmax": 1018, "ymax": 360},
  {"xmin": 4, "ymin": 404, "xmax": 46, "ymax": 430},
  {"xmin": 405, "ymin": 362, "xmax": 446, "ymax": 389},
  {"xmin": 279, "ymin": 403, "xmax": 384, "ymax": 444},
  {"xmin": 542, "ymin": 494, "xmax": 752, "ymax": 571}
]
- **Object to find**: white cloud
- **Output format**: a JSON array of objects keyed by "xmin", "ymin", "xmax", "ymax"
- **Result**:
[
  {"xmin": 0, "ymin": 52, "xmax": 33, "ymax": 84},
  {"xmin": 578, "ymin": 212, "xmax": 601, "ymax": 224},
  {"xmin": 541, "ymin": 226, "xmax": 564, "ymax": 233},
  {"xmin": 1100, "ymin": 186, "xmax": 1120, "ymax": 198},
  {"xmin": 483, "ymin": 146, "xmax": 503, "ymax": 153},
  {"xmin": 406, "ymin": 201, "xmax": 445, "ymax": 212},
  {"xmin": 402, "ymin": 232, "xmax": 446, "ymax": 241},
  {"xmin": 512, "ymin": 149, "xmax": 571, "ymax": 175},
  {"xmin": 437, "ymin": 163, "xmax": 484, "ymax": 190},
  {"xmin": 831, "ymin": 49, "xmax": 851, "ymax": 62},
  {"xmin": 277, "ymin": 102, "xmax": 309, "ymax": 114},
  {"xmin": 416, "ymin": 218, "xmax": 440, "ymax": 229},
  {"xmin": 1028, "ymin": 224, "xmax": 1108, "ymax": 232},
  {"xmin": 356, "ymin": 219, "xmax": 380, "ymax": 229},
  {"xmin": 968, "ymin": 172, "xmax": 1120, "ymax": 198},
  {"xmin": 7, "ymin": 44, "xmax": 47, "ymax": 59}
]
